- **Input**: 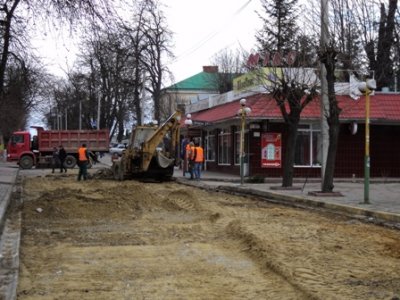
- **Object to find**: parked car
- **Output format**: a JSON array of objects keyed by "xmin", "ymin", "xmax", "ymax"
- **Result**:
[{"xmin": 109, "ymin": 144, "xmax": 126, "ymax": 156}]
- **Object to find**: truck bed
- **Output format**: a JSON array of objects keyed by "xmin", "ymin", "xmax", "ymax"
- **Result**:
[{"xmin": 38, "ymin": 129, "xmax": 109, "ymax": 152}]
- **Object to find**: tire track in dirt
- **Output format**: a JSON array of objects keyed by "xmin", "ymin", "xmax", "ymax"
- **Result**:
[
  {"xmin": 17, "ymin": 176, "xmax": 400, "ymax": 299},
  {"xmin": 225, "ymin": 220, "xmax": 325, "ymax": 299}
]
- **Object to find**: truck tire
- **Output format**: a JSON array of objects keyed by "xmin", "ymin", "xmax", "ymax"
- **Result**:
[
  {"xmin": 64, "ymin": 155, "xmax": 77, "ymax": 168},
  {"xmin": 20, "ymin": 155, "xmax": 34, "ymax": 169}
]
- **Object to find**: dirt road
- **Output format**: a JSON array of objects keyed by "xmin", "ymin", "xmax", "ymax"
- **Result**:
[{"xmin": 17, "ymin": 172, "xmax": 400, "ymax": 299}]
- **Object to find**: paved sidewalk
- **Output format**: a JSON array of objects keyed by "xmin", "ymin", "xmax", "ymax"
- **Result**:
[
  {"xmin": 175, "ymin": 169, "xmax": 400, "ymax": 225},
  {"xmin": 0, "ymin": 161, "xmax": 19, "ymax": 300},
  {"xmin": 0, "ymin": 161, "xmax": 19, "ymax": 230}
]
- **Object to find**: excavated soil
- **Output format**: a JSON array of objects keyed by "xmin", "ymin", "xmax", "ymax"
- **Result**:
[{"xmin": 17, "ymin": 172, "xmax": 400, "ymax": 299}]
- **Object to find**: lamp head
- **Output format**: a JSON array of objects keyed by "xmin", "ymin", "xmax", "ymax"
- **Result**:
[
  {"xmin": 366, "ymin": 79, "xmax": 376, "ymax": 90},
  {"xmin": 358, "ymin": 79, "xmax": 377, "ymax": 93},
  {"xmin": 358, "ymin": 82, "xmax": 367, "ymax": 93},
  {"xmin": 240, "ymin": 98, "xmax": 247, "ymax": 106}
]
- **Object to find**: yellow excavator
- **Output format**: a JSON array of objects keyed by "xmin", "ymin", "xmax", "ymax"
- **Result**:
[{"xmin": 112, "ymin": 111, "xmax": 182, "ymax": 181}]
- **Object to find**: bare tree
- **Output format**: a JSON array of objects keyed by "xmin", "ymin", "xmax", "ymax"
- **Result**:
[
  {"xmin": 261, "ymin": 67, "xmax": 319, "ymax": 187},
  {"xmin": 0, "ymin": 56, "xmax": 47, "ymax": 139},
  {"xmin": 330, "ymin": 0, "xmax": 364, "ymax": 77},
  {"xmin": 353, "ymin": 0, "xmax": 398, "ymax": 90},
  {"xmin": 140, "ymin": 0, "xmax": 173, "ymax": 123},
  {"xmin": 254, "ymin": 0, "xmax": 320, "ymax": 187},
  {"xmin": 209, "ymin": 48, "xmax": 246, "ymax": 93},
  {"xmin": 0, "ymin": 0, "xmax": 124, "ymax": 140}
]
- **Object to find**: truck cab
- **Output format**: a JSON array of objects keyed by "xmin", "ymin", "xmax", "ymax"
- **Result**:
[
  {"xmin": 7, "ymin": 131, "xmax": 32, "ymax": 162},
  {"xmin": 7, "ymin": 130, "xmax": 39, "ymax": 169}
]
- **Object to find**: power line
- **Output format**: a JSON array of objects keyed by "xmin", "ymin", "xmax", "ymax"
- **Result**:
[{"xmin": 168, "ymin": 0, "xmax": 254, "ymax": 65}]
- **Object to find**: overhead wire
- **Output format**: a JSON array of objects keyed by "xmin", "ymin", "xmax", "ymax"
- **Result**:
[{"xmin": 168, "ymin": 0, "xmax": 254, "ymax": 65}]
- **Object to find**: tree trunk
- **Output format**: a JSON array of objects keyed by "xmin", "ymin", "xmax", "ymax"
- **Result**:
[
  {"xmin": 117, "ymin": 120, "xmax": 124, "ymax": 142},
  {"xmin": 282, "ymin": 119, "xmax": 299, "ymax": 187},
  {"xmin": 0, "ymin": 0, "xmax": 21, "ymax": 97},
  {"xmin": 321, "ymin": 47, "xmax": 342, "ymax": 192},
  {"xmin": 322, "ymin": 114, "xmax": 340, "ymax": 192}
]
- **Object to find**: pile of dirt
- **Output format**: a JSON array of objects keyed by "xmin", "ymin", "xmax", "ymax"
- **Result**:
[
  {"xmin": 91, "ymin": 167, "xmax": 114, "ymax": 180},
  {"xmin": 17, "ymin": 175, "xmax": 400, "ymax": 299}
]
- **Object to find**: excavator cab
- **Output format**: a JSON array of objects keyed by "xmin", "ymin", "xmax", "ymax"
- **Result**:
[{"xmin": 112, "ymin": 111, "xmax": 182, "ymax": 181}]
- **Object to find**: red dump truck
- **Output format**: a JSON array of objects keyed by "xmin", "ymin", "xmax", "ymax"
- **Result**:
[{"xmin": 7, "ymin": 126, "xmax": 109, "ymax": 169}]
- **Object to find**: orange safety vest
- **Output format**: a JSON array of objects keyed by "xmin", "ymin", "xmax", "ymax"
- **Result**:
[
  {"xmin": 194, "ymin": 146, "xmax": 204, "ymax": 162},
  {"xmin": 186, "ymin": 144, "xmax": 194, "ymax": 159},
  {"xmin": 78, "ymin": 147, "xmax": 88, "ymax": 161}
]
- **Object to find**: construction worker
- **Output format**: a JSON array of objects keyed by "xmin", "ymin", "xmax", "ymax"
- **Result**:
[
  {"xmin": 58, "ymin": 145, "xmax": 67, "ymax": 173},
  {"xmin": 51, "ymin": 147, "xmax": 60, "ymax": 173},
  {"xmin": 77, "ymin": 143, "xmax": 89, "ymax": 181},
  {"xmin": 187, "ymin": 141, "xmax": 195, "ymax": 179},
  {"xmin": 181, "ymin": 136, "xmax": 190, "ymax": 176},
  {"xmin": 192, "ymin": 141, "xmax": 204, "ymax": 180}
]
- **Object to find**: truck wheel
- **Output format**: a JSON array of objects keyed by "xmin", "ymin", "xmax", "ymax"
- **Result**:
[
  {"xmin": 20, "ymin": 156, "xmax": 34, "ymax": 169},
  {"xmin": 64, "ymin": 155, "xmax": 77, "ymax": 168}
]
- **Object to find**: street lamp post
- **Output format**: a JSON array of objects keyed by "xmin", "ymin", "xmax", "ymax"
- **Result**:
[
  {"xmin": 237, "ymin": 99, "xmax": 251, "ymax": 185},
  {"xmin": 184, "ymin": 113, "xmax": 193, "ymax": 127},
  {"xmin": 358, "ymin": 79, "xmax": 376, "ymax": 204}
]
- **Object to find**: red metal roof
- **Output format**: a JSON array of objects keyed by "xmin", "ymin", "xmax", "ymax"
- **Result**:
[{"xmin": 187, "ymin": 93, "xmax": 400, "ymax": 124}]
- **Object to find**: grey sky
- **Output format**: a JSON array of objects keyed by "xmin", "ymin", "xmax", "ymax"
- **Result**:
[{"xmin": 32, "ymin": 0, "xmax": 262, "ymax": 83}]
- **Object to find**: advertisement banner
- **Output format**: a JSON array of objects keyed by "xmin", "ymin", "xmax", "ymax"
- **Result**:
[{"xmin": 261, "ymin": 133, "xmax": 282, "ymax": 168}]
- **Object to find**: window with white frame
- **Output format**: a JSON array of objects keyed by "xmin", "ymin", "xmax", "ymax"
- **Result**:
[
  {"xmin": 294, "ymin": 124, "xmax": 322, "ymax": 167},
  {"xmin": 218, "ymin": 131, "xmax": 231, "ymax": 165},
  {"xmin": 205, "ymin": 134, "xmax": 215, "ymax": 161}
]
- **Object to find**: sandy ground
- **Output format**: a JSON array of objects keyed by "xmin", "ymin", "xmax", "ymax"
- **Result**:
[{"xmin": 16, "ymin": 169, "xmax": 400, "ymax": 300}]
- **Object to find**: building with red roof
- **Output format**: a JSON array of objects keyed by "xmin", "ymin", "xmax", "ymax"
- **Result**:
[{"xmin": 181, "ymin": 90, "xmax": 400, "ymax": 178}]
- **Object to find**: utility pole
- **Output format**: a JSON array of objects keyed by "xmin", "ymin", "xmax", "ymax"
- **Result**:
[
  {"xmin": 97, "ymin": 97, "xmax": 101, "ymax": 130},
  {"xmin": 65, "ymin": 107, "xmax": 68, "ymax": 130},
  {"xmin": 79, "ymin": 99, "xmax": 82, "ymax": 130},
  {"xmin": 320, "ymin": 0, "xmax": 330, "ymax": 189}
]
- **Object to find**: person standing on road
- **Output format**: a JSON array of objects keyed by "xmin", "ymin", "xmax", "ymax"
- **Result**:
[
  {"xmin": 187, "ymin": 141, "xmax": 195, "ymax": 179},
  {"xmin": 192, "ymin": 141, "xmax": 204, "ymax": 180},
  {"xmin": 181, "ymin": 136, "xmax": 189, "ymax": 176},
  {"xmin": 77, "ymin": 143, "xmax": 89, "ymax": 181},
  {"xmin": 51, "ymin": 147, "xmax": 60, "ymax": 173},
  {"xmin": 58, "ymin": 145, "xmax": 67, "ymax": 173}
]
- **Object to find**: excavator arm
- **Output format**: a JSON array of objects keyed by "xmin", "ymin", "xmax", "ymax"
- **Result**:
[
  {"xmin": 141, "ymin": 111, "xmax": 182, "ymax": 172},
  {"xmin": 112, "ymin": 110, "xmax": 182, "ymax": 181}
]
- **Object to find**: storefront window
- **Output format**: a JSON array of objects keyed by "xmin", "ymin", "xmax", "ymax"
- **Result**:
[
  {"xmin": 218, "ymin": 132, "xmax": 231, "ymax": 165},
  {"xmin": 205, "ymin": 134, "xmax": 215, "ymax": 161},
  {"xmin": 234, "ymin": 130, "xmax": 249, "ymax": 165},
  {"xmin": 235, "ymin": 132, "xmax": 240, "ymax": 165},
  {"xmin": 294, "ymin": 124, "xmax": 321, "ymax": 167}
]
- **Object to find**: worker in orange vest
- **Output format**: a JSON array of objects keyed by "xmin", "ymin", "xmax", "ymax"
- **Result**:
[
  {"xmin": 77, "ymin": 143, "xmax": 89, "ymax": 181},
  {"xmin": 181, "ymin": 137, "xmax": 190, "ymax": 176},
  {"xmin": 192, "ymin": 141, "xmax": 204, "ymax": 180},
  {"xmin": 186, "ymin": 141, "xmax": 195, "ymax": 179}
]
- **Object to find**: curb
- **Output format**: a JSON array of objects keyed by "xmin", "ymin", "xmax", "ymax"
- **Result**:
[
  {"xmin": 218, "ymin": 185, "xmax": 400, "ymax": 224},
  {"xmin": 0, "ymin": 169, "xmax": 19, "ymax": 235},
  {"xmin": 0, "ymin": 168, "xmax": 20, "ymax": 300},
  {"xmin": 176, "ymin": 178, "xmax": 400, "ymax": 226}
]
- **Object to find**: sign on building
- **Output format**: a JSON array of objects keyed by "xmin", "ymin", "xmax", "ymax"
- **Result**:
[{"xmin": 261, "ymin": 133, "xmax": 281, "ymax": 168}]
